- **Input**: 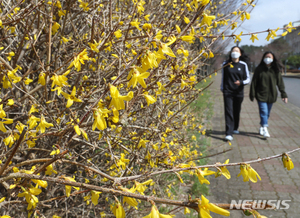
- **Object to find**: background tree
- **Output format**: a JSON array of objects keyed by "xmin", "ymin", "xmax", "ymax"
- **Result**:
[
  {"xmin": 0, "ymin": 0, "xmax": 298, "ymax": 218},
  {"xmin": 287, "ymin": 55, "xmax": 300, "ymax": 69},
  {"xmin": 240, "ymin": 36, "xmax": 292, "ymax": 71}
]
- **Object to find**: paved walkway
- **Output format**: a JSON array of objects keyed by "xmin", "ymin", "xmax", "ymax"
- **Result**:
[{"xmin": 207, "ymin": 74, "xmax": 300, "ymax": 218}]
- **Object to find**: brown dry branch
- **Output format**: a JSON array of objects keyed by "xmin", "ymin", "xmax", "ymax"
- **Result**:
[
  {"xmin": 0, "ymin": 0, "xmax": 299, "ymax": 217},
  {"xmin": 0, "ymin": 172, "xmax": 276, "ymax": 212}
]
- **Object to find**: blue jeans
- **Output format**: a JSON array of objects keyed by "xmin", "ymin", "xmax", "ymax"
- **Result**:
[{"xmin": 257, "ymin": 101, "xmax": 273, "ymax": 127}]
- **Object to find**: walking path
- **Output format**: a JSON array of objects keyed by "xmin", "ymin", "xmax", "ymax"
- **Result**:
[{"xmin": 207, "ymin": 74, "xmax": 300, "ymax": 218}]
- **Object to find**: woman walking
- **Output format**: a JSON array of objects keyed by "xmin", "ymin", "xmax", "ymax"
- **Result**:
[
  {"xmin": 221, "ymin": 46, "xmax": 250, "ymax": 141},
  {"xmin": 250, "ymin": 51, "xmax": 288, "ymax": 138}
]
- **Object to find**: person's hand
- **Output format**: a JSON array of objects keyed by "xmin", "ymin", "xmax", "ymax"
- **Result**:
[
  {"xmin": 234, "ymin": 80, "xmax": 240, "ymax": 86},
  {"xmin": 282, "ymin": 98, "xmax": 288, "ymax": 103}
]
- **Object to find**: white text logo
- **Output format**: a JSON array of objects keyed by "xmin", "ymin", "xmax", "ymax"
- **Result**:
[{"xmin": 229, "ymin": 200, "xmax": 291, "ymax": 210}]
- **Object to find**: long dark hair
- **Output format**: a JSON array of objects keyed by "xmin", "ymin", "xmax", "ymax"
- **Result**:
[
  {"xmin": 258, "ymin": 51, "xmax": 282, "ymax": 74},
  {"xmin": 227, "ymin": 46, "xmax": 249, "ymax": 65}
]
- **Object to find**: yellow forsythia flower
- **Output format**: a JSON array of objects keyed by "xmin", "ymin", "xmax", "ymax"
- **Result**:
[
  {"xmin": 198, "ymin": 195, "xmax": 230, "ymax": 217},
  {"xmin": 38, "ymin": 72, "xmax": 46, "ymax": 86},
  {"xmin": 282, "ymin": 154, "xmax": 294, "ymax": 170},
  {"xmin": 7, "ymin": 99, "xmax": 14, "ymax": 106}
]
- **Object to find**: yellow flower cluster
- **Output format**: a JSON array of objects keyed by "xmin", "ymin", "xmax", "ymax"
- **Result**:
[{"xmin": 0, "ymin": 0, "xmax": 296, "ymax": 217}]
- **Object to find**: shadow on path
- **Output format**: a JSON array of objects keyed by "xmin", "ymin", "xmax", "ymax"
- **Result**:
[{"xmin": 206, "ymin": 129, "xmax": 264, "ymax": 141}]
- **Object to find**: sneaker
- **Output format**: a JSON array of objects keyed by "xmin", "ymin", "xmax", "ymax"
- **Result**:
[
  {"xmin": 259, "ymin": 127, "xmax": 264, "ymax": 136},
  {"xmin": 233, "ymin": 130, "xmax": 239, "ymax": 134},
  {"xmin": 225, "ymin": 135, "xmax": 233, "ymax": 141},
  {"xmin": 263, "ymin": 127, "xmax": 270, "ymax": 138}
]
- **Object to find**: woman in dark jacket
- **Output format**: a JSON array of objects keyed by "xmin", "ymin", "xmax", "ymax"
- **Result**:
[
  {"xmin": 221, "ymin": 46, "xmax": 250, "ymax": 141},
  {"xmin": 250, "ymin": 51, "xmax": 288, "ymax": 138}
]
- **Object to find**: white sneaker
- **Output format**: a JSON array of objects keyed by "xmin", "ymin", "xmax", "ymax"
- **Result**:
[
  {"xmin": 225, "ymin": 135, "xmax": 233, "ymax": 141},
  {"xmin": 263, "ymin": 127, "xmax": 270, "ymax": 138},
  {"xmin": 233, "ymin": 130, "xmax": 239, "ymax": 134},
  {"xmin": 259, "ymin": 127, "xmax": 264, "ymax": 136}
]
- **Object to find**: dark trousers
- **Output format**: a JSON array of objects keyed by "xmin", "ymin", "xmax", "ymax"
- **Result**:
[{"xmin": 223, "ymin": 94, "xmax": 244, "ymax": 136}]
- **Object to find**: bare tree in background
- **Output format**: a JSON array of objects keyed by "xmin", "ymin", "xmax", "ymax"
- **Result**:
[{"xmin": 0, "ymin": 0, "xmax": 296, "ymax": 218}]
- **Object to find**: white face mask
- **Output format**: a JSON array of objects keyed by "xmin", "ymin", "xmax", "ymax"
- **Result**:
[
  {"xmin": 264, "ymin": 58, "xmax": 273, "ymax": 65},
  {"xmin": 231, "ymin": 51, "xmax": 240, "ymax": 59}
]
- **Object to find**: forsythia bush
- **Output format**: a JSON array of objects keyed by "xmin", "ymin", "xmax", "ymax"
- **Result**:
[{"xmin": 0, "ymin": 0, "xmax": 297, "ymax": 217}]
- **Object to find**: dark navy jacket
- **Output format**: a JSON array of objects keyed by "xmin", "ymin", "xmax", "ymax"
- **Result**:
[{"xmin": 221, "ymin": 61, "xmax": 250, "ymax": 97}]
